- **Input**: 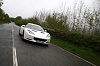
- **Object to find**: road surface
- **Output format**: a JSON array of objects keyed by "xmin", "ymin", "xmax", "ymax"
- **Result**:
[{"xmin": 0, "ymin": 23, "xmax": 94, "ymax": 66}]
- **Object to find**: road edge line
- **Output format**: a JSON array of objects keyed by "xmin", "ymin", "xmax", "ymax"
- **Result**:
[{"xmin": 52, "ymin": 43, "xmax": 96, "ymax": 66}]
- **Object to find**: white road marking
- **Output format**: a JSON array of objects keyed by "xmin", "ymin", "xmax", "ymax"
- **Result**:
[
  {"xmin": 52, "ymin": 44, "xmax": 96, "ymax": 66},
  {"xmin": 13, "ymin": 47, "xmax": 18, "ymax": 66},
  {"xmin": 12, "ymin": 25, "xmax": 18, "ymax": 66}
]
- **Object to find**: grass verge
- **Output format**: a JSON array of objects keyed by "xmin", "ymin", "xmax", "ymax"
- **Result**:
[
  {"xmin": 51, "ymin": 37, "xmax": 100, "ymax": 66},
  {"xmin": 0, "ymin": 22, "xmax": 5, "ymax": 24}
]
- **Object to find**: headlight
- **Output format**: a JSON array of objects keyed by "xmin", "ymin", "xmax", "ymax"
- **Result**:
[
  {"xmin": 27, "ymin": 30, "xmax": 35, "ymax": 35},
  {"xmin": 46, "ymin": 34, "xmax": 50, "ymax": 38}
]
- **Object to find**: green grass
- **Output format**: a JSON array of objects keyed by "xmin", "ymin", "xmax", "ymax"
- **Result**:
[
  {"xmin": 51, "ymin": 37, "xmax": 100, "ymax": 66},
  {"xmin": 0, "ymin": 22, "xmax": 5, "ymax": 24},
  {"xmin": 0, "ymin": 22, "xmax": 10, "ymax": 24}
]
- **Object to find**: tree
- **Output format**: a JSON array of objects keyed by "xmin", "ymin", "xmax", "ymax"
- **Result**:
[
  {"xmin": 0, "ymin": 8, "xmax": 5, "ymax": 22},
  {"xmin": 0, "ymin": 1, "xmax": 3, "ymax": 8},
  {"xmin": 14, "ymin": 16, "xmax": 22, "ymax": 24},
  {"xmin": 3, "ymin": 14, "xmax": 10, "ymax": 22},
  {"xmin": 10, "ymin": 17, "xmax": 16, "ymax": 22},
  {"xmin": 16, "ymin": 16, "xmax": 22, "ymax": 20},
  {"xmin": 0, "ymin": 1, "xmax": 4, "ymax": 22}
]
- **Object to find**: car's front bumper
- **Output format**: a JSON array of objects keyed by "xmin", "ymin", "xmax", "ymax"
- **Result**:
[{"xmin": 24, "ymin": 31, "xmax": 50, "ymax": 44}]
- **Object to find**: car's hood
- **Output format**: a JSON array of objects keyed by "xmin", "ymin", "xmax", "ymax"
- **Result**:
[{"xmin": 26, "ymin": 28, "xmax": 50, "ymax": 39}]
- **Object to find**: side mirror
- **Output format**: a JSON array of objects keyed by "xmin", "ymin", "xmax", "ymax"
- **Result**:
[
  {"xmin": 22, "ymin": 25, "xmax": 25, "ymax": 27},
  {"xmin": 45, "ymin": 30, "xmax": 47, "ymax": 32}
]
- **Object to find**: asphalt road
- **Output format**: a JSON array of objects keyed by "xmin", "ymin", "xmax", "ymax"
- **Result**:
[{"xmin": 0, "ymin": 23, "xmax": 93, "ymax": 66}]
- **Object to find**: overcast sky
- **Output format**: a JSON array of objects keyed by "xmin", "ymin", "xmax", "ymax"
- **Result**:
[{"xmin": 1, "ymin": 0, "xmax": 97, "ymax": 18}]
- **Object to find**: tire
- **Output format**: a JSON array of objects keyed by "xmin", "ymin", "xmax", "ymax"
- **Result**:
[
  {"xmin": 46, "ymin": 44, "xmax": 48, "ymax": 46},
  {"xmin": 22, "ymin": 31, "xmax": 25, "ymax": 40},
  {"xmin": 19, "ymin": 29, "xmax": 21, "ymax": 36}
]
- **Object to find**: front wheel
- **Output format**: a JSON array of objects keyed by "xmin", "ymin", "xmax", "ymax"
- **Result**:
[
  {"xmin": 19, "ymin": 29, "xmax": 21, "ymax": 36},
  {"xmin": 22, "ymin": 31, "xmax": 25, "ymax": 40}
]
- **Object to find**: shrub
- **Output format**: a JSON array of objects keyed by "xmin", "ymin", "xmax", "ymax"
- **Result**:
[{"xmin": 46, "ymin": 28, "xmax": 100, "ymax": 52}]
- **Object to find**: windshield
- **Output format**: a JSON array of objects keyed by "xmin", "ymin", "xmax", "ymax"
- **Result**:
[{"xmin": 25, "ymin": 24, "xmax": 44, "ymax": 32}]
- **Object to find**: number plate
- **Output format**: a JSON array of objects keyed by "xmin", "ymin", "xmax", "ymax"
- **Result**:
[{"xmin": 36, "ymin": 40, "xmax": 43, "ymax": 43}]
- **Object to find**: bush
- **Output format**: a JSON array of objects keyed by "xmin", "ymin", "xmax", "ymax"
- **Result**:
[{"xmin": 46, "ymin": 28, "xmax": 100, "ymax": 52}]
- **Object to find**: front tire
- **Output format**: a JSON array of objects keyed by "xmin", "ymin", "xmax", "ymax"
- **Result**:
[
  {"xmin": 19, "ymin": 29, "xmax": 21, "ymax": 36},
  {"xmin": 22, "ymin": 31, "xmax": 25, "ymax": 40}
]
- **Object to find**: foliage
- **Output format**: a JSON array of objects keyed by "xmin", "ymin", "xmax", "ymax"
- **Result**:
[
  {"xmin": 0, "ymin": 8, "xmax": 10, "ymax": 23},
  {"xmin": 3, "ymin": 14, "xmax": 10, "ymax": 22},
  {"xmin": 13, "ymin": 1, "xmax": 100, "ymax": 52},
  {"xmin": 51, "ymin": 37, "xmax": 100, "ymax": 66},
  {"xmin": 47, "ymin": 29, "xmax": 100, "ymax": 52},
  {"xmin": 10, "ymin": 17, "xmax": 16, "ymax": 22},
  {"xmin": 0, "ymin": 1, "xmax": 10, "ymax": 23},
  {"xmin": 14, "ymin": 16, "xmax": 40, "ymax": 26}
]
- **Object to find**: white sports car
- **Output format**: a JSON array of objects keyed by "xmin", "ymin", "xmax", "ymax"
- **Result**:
[{"xmin": 19, "ymin": 23, "xmax": 51, "ymax": 44}]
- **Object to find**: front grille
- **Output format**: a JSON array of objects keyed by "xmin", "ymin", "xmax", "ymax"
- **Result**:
[{"xmin": 34, "ymin": 37, "xmax": 47, "ymax": 42}]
